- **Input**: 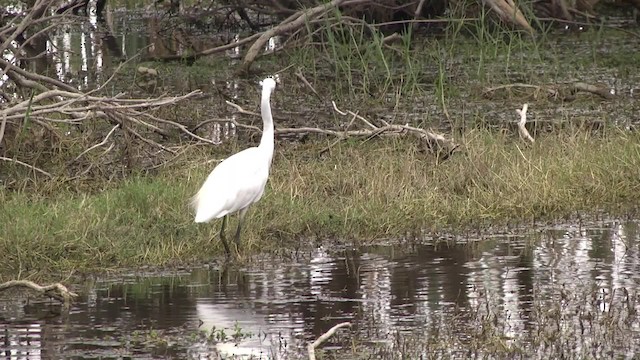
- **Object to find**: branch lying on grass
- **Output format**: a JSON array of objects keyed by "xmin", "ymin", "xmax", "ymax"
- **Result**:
[
  {"xmin": 0, "ymin": 112, "xmax": 6, "ymax": 146},
  {"xmin": 483, "ymin": 82, "xmax": 615, "ymax": 100},
  {"xmin": 516, "ymin": 103, "xmax": 535, "ymax": 143},
  {"xmin": 224, "ymin": 100, "xmax": 459, "ymax": 158},
  {"xmin": 2, "ymin": 89, "xmax": 211, "ymax": 151},
  {"xmin": 571, "ymin": 82, "xmax": 615, "ymax": 99},
  {"xmin": 0, "ymin": 156, "xmax": 53, "ymax": 177},
  {"xmin": 71, "ymin": 124, "xmax": 120, "ymax": 163},
  {"xmin": 308, "ymin": 322, "xmax": 351, "ymax": 360},
  {"xmin": 0, "ymin": 280, "xmax": 78, "ymax": 307}
]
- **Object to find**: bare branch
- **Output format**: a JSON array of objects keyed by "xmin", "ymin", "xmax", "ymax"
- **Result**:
[
  {"xmin": 0, "ymin": 156, "xmax": 53, "ymax": 177},
  {"xmin": 516, "ymin": 103, "xmax": 535, "ymax": 143},
  {"xmin": 0, "ymin": 112, "xmax": 6, "ymax": 147},
  {"xmin": 238, "ymin": 0, "xmax": 348, "ymax": 74},
  {"xmin": 308, "ymin": 322, "xmax": 351, "ymax": 360},
  {"xmin": 0, "ymin": 280, "xmax": 78, "ymax": 307},
  {"xmin": 483, "ymin": 82, "xmax": 615, "ymax": 101},
  {"xmin": 72, "ymin": 124, "xmax": 120, "ymax": 163},
  {"xmin": 225, "ymin": 100, "xmax": 458, "ymax": 156}
]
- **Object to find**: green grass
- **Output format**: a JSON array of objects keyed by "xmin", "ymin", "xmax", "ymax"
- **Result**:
[
  {"xmin": 2, "ymin": 10, "xmax": 640, "ymax": 277},
  {"xmin": 2, "ymin": 127, "xmax": 640, "ymax": 277}
]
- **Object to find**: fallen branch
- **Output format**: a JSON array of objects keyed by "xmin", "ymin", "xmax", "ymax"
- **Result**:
[
  {"xmin": 0, "ymin": 280, "xmax": 78, "ymax": 307},
  {"xmin": 224, "ymin": 100, "xmax": 459, "ymax": 158},
  {"xmin": 237, "ymin": 0, "xmax": 349, "ymax": 74},
  {"xmin": 483, "ymin": 83, "xmax": 559, "ymax": 99},
  {"xmin": 571, "ymin": 82, "xmax": 615, "ymax": 99},
  {"xmin": 483, "ymin": 0, "xmax": 535, "ymax": 33},
  {"xmin": 483, "ymin": 82, "xmax": 615, "ymax": 101},
  {"xmin": 0, "ymin": 156, "xmax": 53, "ymax": 177},
  {"xmin": 71, "ymin": 123, "xmax": 120, "ymax": 163},
  {"xmin": 0, "ymin": 112, "xmax": 6, "ymax": 146},
  {"xmin": 308, "ymin": 322, "xmax": 351, "ymax": 360},
  {"xmin": 516, "ymin": 103, "xmax": 535, "ymax": 143}
]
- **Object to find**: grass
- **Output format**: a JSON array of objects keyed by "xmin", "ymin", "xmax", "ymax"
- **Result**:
[
  {"xmin": 2, "ymin": 11, "xmax": 640, "ymax": 277},
  {"xmin": 2, "ymin": 127, "xmax": 640, "ymax": 277}
]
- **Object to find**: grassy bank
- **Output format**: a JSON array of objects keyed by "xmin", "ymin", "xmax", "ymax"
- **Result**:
[
  {"xmin": 2, "ymin": 127, "xmax": 640, "ymax": 276},
  {"xmin": 2, "ymin": 20, "xmax": 640, "ymax": 277}
]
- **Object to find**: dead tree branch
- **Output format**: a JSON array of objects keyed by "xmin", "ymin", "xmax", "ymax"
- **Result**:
[
  {"xmin": 308, "ymin": 322, "xmax": 351, "ymax": 360},
  {"xmin": 72, "ymin": 124, "xmax": 120, "ymax": 163},
  {"xmin": 483, "ymin": 82, "xmax": 615, "ymax": 101},
  {"xmin": 516, "ymin": 103, "xmax": 535, "ymax": 143},
  {"xmin": 0, "ymin": 280, "xmax": 78, "ymax": 307},
  {"xmin": 237, "ymin": 0, "xmax": 349, "ymax": 75},
  {"xmin": 224, "ymin": 100, "xmax": 459, "ymax": 158},
  {"xmin": 0, "ymin": 157, "xmax": 53, "ymax": 177}
]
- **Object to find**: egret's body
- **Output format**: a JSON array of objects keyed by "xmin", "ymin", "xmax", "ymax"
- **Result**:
[{"xmin": 192, "ymin": 77, "xmax": 277, "ymax": 256}]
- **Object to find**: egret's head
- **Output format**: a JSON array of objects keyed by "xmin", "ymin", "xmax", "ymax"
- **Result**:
[{"xmin": 260, "ymin": 76, "xmax": 278, "ymax": 93}]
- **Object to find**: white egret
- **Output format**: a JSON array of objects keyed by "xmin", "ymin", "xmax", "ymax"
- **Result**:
[{"xmin": 192, "ymin": 77, "xmax": 277, "ymax": 257}]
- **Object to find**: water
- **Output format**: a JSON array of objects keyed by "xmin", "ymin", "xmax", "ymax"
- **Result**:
[{"xmin": 2, "ymin": 218, "xmax": 640, "ymax": 359}]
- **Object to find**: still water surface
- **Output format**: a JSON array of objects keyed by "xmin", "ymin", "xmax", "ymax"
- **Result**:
[{"xmin": 2, "ymin": 218, "xmax": 640, "ymax": 358}]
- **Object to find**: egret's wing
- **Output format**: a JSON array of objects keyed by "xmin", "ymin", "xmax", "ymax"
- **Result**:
[{"xmin": 193, "ymin": 148, "xmax": 269, "ymax": 223}]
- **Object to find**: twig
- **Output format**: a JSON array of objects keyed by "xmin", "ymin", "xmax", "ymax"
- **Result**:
[
  {"xmin": 516, "ymin": 103, "xmax": 535, "ymax": 143},
  {"xmin": 225, "ymin": 100, "xmax": 260, "ymax": 117},
  {"xmin": 295, "ymin": 68, "xmax": 322, "ymax": 100},
  {"xmin": 72, "ymin": 124, "xmax": 120, "ymax": 163},
  {"xmin": 483, "ymin": 83, "xmax": 559, "ymax": 98},
  {"xmin": 415, "ymin": 0, "xmax": 427, "ymax": 18},
  {"xmin": 225, "ymin": 100, "xmax": 458, "ymax": 156},
  {"xmin": 142, "ymin": 33, "xmax": 262, "ymax": 62},
  {"xmin": 332, "ymin": 101, "xmax": 377, "ymax": 129},
  {"xmin": 0, "ymin": 112, "xmax": 6, "ymax": 146},
  {"xmin": 191, "ymin": 118, "xmax": 254, "ymax": 133},
  {"xmin": 120, "ymin": 123, "xmax": 177, "ymax": 154},
  {"xmin": 308, "ymin": 322, "xmax": 351, "ymax": 360},
  {"xmin": 0, "ymin": 156, "xmax": 53, "ymax": 177},
  {"xmin": 484, "ymin": 82, "xmax": 615, "ymax": 100},
  {"xmin": 0, "ymin": 280, "xmax": 78, "ymax": 307}
]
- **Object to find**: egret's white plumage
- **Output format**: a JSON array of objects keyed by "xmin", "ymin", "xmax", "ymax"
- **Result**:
[{"xmin": 192, "ymin": 77, "xmax": 277, "ymax": 256}]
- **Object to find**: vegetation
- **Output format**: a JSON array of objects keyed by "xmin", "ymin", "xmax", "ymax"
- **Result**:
[
  {"xmin": 2, "ymin": 126, "xmax": 640, "ymax": 276},
  {"xmin": 2, "ymin": 4, "xmax": 640, "ymax": 360},
  {"xmin": 2, "ymin": 0, "xmax": 640, "ymax": 277}
]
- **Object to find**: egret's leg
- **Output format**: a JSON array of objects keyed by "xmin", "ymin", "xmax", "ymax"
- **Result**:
[
  {"xmin": 219, "ymin": 215, "xmax": 231, "ymax": 257},
  {"xmin": 234, "ymin": 207, "xmax": 250, "ymax": 254}
]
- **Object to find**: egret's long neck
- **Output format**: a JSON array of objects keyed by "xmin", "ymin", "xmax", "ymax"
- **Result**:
[{"xmin": 259, "ymin": 88, "xmax": 275, "ymax": 164}]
